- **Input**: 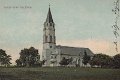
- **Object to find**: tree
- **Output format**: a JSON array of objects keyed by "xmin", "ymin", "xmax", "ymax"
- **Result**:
[
  {"xmin": 113, "ymin": 54, "xmax": 120, "ymax": 68},
  {"xmin": 17, "ymin": 47, "xmax": 40, "ymax": 67},
  {"xmin": 82, "ymin": 51, "xmax": 90, "ymax": 66},
  {"xmin": 89, "ymin": 53, "xmax": 112, "ymax": 68},
  {"xmin": 2, "ymin": 55, "xmax": 12, "ymax": 67},
  {"xmin": 0, "ymin": 49, "xmax": 12, "ymax": 67},
  {"xmin": 15, "ymin": 59, "xmax": 22, "ymax": 67}
]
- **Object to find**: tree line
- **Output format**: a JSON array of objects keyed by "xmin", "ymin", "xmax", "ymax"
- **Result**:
[
  {"xmin": 82, "ymin": 52, "xmax": 120, "ymax": 68},
  {"xmin": 0, "ymin": 47, "xmax": 120, "ymax": 68}
]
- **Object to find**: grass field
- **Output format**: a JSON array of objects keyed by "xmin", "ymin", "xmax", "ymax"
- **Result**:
[{"xmin": 0, "ymin": 67, "xmax": 120, "ymax": 80}]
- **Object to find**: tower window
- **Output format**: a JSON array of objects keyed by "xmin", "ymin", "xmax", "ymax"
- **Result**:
[
  {"xmin": 50, "ymin": 23, "xmax": 52, "ymax": 26},
  {"xmin": 45, "ymin": 36, "xmax": 48, "ymax": 42},
  {"xmin": 47, "ymin": 23, "xmax": 49, "ymax": 26},
  {"xmin": 54, "ymin": 36, "xmax": 56, "ymax": 42},
  {"xmin": 50, "ymin": 35, "xmax": 52, "ymax": 42}
]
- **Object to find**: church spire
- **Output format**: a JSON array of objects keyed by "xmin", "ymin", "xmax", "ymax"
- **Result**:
[{"xmin": 46, "ymin": 5, "xmax": 53, "ymax": 23}]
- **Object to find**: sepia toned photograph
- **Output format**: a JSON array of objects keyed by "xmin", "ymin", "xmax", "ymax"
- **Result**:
[{"xmin": 0, "ymin": 0, "xmax": 120, "ymax": 80}]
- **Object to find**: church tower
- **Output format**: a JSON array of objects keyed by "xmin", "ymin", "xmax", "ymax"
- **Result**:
[{"xmin": 42, "ymin": 6, "xmax": 56, "ymax": 66}]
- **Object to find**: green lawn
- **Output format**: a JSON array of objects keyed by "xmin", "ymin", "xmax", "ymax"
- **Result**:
[{"xmin": 0, "ymin": 67, "xmax": 120, "ymax": 80}]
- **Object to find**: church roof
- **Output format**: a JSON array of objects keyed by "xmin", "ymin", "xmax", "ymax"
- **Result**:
[
  {"xmin": 46, "ymin": 6, "xmax": 53, "ymax": 23},
  {"xmin": 56, "ymin": 45, "xmax": 94, "ymax": 56}
]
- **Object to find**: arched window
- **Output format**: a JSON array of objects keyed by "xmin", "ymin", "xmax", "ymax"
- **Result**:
[
  {"xmin": 50, "ymin": 35, "xmax": 52, "ymax": 42},
  {"xmin": 54, "ymin": 36, "xmax": 56, "ymax": 42},
  {"xmin": 47, "ymin": 23, "xmax": 49, "ymax": 26},
  {"xmin": 50, "ymin": 23, "xmax": 52, "ymax": 26},
  {"xmin": 45, "ymin": 36, "xmax": 48, "ymax": 42}
]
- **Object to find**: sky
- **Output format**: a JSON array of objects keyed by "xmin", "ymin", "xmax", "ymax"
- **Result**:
[{"xmin": 0, "ymin": 0, "xmax": 120, "ymax": 64}]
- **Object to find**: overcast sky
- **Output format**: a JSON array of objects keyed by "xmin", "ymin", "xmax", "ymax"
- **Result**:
[{"xmin": 0, "ymin": 0, "xmax": 120, "ymax": 64}]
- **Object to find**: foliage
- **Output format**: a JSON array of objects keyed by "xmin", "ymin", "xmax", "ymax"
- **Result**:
[
  {"xmin": 0, "ymin": 49, "xmax": 12, "ymax": 67},
  {"xmin": 16, "ymin": 47, "xmax": 40, "ymax": 67},
  {"xmin": 15, "ymin": 59, "xmax": 22, "ymax": 67},
  {"xmin": 113, "ymin": 54, "xmax": 120, "ymax": 68},
  {"xmin": 59, "ymin": 57, "xmax": 73, "ymax": 66},
  {"xmin": 82, "ymin": 51, "xmax": 90, "ymax": 65},
  {"xmin": 89, "ymin": 53, "xmax": 112, "ymax": 68}
]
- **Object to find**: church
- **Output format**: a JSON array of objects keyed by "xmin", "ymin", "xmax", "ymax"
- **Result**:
[{"xmin": 41, "ymin": 6, "xmax": 94, "ymax": 67}]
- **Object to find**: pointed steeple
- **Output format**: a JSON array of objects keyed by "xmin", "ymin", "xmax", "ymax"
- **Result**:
[{"xmin": 46, "ymin": 5, "xmax": 53, "ymax": 23}]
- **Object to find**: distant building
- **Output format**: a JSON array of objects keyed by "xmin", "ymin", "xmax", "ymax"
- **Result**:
[{"xmin": 42, "ymin": 6, "xmax": 94, "ymax": 67}]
